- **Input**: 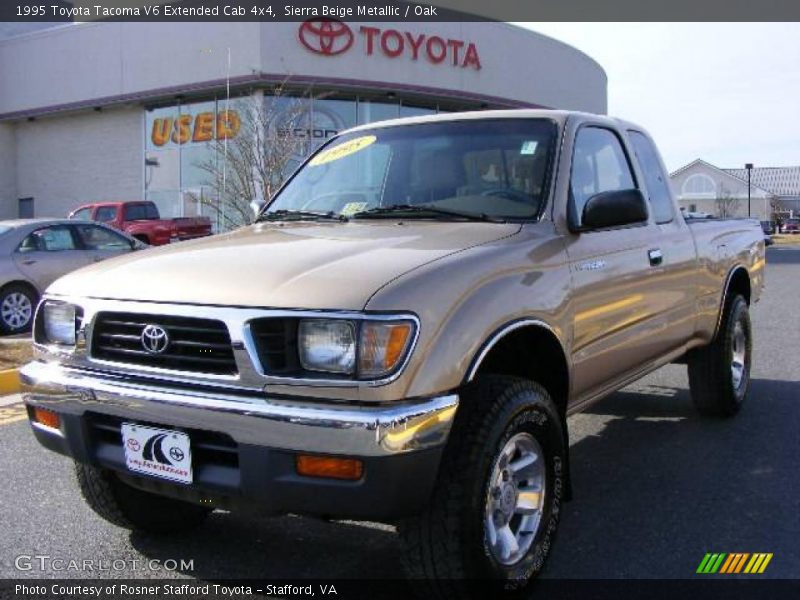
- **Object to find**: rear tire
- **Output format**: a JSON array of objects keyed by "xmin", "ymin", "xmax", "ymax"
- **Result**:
[
  {"xmin": 688, "ymin": 294, "xmax": 752, "ymax": 417},
  {"xmin": 75, "ymin": 463, "xmax": 210, "ymax": 533},
  {"xmin": 399, "ymin": 376, "xmax": 566, "ymax": 598},
  {"xmin": 0, "ymin": 283, "xmax": 37, "ymax": 334}
]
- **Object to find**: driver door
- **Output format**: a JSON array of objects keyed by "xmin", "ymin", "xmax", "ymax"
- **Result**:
[{"xmin": 564, "ymin": 126, "xmax": 664, "ymax": 401}]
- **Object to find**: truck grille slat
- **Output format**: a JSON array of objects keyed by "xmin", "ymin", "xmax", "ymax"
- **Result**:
[
  {"xmin": 249, "ymin": 317, "xmax": 301, "ymax": 375},
  {"xmin": 91, "ymin": 312, "xmax": 237, "ymax": 375},
  {"xmin": 101, "ymin": 320, "xmax": 227, "ymax": 336}
]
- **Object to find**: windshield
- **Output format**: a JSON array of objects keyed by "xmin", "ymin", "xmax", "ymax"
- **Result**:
[{"xmin": 265, "ymin": 118, "xmax": 557, "ymax": 221}]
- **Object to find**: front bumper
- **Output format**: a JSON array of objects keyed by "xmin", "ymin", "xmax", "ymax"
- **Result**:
[{"xmin": 21, "ymin": 360, "xmax": 458, "ymax": 520}]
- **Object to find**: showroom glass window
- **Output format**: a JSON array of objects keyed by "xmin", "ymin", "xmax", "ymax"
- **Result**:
[{"xmin": 144, "ymin": 93, "xmax": 450, "ymax": 231}]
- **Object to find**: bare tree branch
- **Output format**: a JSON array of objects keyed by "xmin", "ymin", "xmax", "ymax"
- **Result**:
[{"xmin": 194, "ymin": 83, "xmax": 325, "ymax": 230}]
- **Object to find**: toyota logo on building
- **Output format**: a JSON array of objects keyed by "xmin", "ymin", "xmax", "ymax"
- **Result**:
[
  {"xmin": 298, "ymin": 19, "xmax": 354, "ymax": 56},
  {"xmin": 141, "ymin": 324, "xmax": 170, "ymax": 354}
]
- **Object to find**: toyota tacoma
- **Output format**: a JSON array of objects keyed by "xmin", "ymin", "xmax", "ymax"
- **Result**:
[{"xmin": 22, "ymin": 110, "xmax": 764, "ymax": 595}]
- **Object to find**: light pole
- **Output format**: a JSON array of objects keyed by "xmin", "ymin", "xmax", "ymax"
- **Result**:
[{"xmin": 745, "ymin": 163, "xmax": 753, "ymax": 218}]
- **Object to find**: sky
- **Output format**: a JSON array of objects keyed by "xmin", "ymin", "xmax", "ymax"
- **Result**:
[{"xmin": 519, "ymin": 23, "xmax": 800, "ymax": 172}]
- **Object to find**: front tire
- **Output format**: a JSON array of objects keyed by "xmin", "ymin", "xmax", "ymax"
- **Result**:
[
  {"xmin": 688, "ymin": 294, "xmax": 752, "ymax": 417},
  {"xmin": 399, "ymin": 376, "xmax": 565, "ymax": 598},
  {"xmin": 75, "ymin": 463, "xmax": 210, "ymax": 533}
]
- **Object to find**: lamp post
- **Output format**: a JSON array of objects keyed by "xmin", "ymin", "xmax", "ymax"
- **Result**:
[{"xmin": 745, "ymin": 163, "xmax": 753, "ymax": 218}]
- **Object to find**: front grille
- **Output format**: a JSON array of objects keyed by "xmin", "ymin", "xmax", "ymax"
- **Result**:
[
  {"xmin": 91, "ymin": 312, "xmax": 237, "ymax": 375},
  {"xmin": 249, "ymin": 317, "xmax": 300, "ymax": 375}
]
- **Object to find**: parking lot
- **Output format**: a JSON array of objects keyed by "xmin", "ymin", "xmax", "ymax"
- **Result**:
[{"xmin": 1, "ymin": 246, "xmax": 798, "ymax": 582}]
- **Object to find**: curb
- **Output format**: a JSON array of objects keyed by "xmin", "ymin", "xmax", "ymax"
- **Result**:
[{"xmin": 0, "ymin": 369, "xmax": 21, "ymax": 395}]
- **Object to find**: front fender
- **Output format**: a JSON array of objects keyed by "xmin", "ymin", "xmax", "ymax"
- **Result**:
[{"xmin": 365, "ymin": 226, "xmax": 570, "ymax": 399}]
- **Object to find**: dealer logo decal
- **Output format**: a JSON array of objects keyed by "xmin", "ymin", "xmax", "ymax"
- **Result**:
[{"xmin": 142, "ymin": 433, "xmax": 174, "ymax": 465}]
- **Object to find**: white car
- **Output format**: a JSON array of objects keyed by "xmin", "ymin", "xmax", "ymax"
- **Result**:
[{"xmin": 680, "ymin": 208, "xmax": 714, "ymax": 219}]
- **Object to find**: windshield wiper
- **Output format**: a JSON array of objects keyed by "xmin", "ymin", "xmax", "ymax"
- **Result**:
[
  {"xmin": 256, "ymin": 209, "xmax": 347, "ymax": 223},
  {"xmin": 350, "ymin": 204, "xmax": 506, "ymax": 223}
]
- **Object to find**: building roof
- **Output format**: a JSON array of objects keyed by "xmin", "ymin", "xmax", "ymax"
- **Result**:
[
  {"xmin": 671, "ymin": 159, "xmax": 800, "ymax": 198},
  {"xmin": 723, "ymin": 166, "xmax": 800, "ymax": 197}
]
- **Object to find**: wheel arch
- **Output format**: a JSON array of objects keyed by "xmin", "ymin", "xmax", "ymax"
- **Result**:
[
  {"xmin": 464, "ymin": 319, "xmax": 572, "ymax": 499},
  {"xmin": 0, "ymin": 279, "xmax": 40, "ymax": 301},
  {"xmin": 0, "ymin": 279, "xmax": 40, "ymax": 331},
  {"xmin": 713, "ymin": 265, "xmax": 751, "ymax": 339}
]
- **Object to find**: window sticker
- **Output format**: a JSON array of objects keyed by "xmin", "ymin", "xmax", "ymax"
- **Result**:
[
  {"xmin": 340, "ymin": 202, "xmax": 369, "ymax": 216},
  {"xmin": 520, "ymin": 141, "xmax": 538, "ymax": 155},
  {"xmin": 309, "ymin": 135, "xmax": 377, "ymax": 166}
]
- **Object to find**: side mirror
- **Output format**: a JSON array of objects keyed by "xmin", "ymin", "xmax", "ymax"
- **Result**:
[
  {"xmin": 250, "ymin": 198, "xmax": 266, "ymax": 218},
  {"xmin": 580, "ymin": 188, "xmax": 648, "ymax": 230}
]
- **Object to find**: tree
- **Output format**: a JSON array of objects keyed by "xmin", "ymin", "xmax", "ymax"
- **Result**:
[
  {"xmin": 193, "ymin": 85, "xmax": 321, "ymax": 231},
  {"xmin": 714, "ymin": 186, "xmax": 743, "ymax": 218},
  {"xmin": 770, "ymin": 197, "xmax": 788, "ymax": 227}
]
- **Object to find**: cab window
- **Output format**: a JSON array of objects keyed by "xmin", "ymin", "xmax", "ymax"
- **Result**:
[
  {"xmin": 71, "ymin": 207, "xmax": 92, "ymax": 221},
  {"xmin": 570, "ymin": 127, "xmax": 636, "ymax": 223},
  {"xmin": 94, "ymin": 206, "xmax": 117, "ymax": 222}
]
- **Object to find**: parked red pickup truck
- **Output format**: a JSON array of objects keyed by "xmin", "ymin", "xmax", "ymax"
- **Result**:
[{"xmin": 68, "ymin": 201, "xmax": 212, "ymax": 246}]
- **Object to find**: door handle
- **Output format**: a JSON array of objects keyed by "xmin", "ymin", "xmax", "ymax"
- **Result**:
[
  {"xmin": 22, "ymin": 259, "xmax": 37, "ymax": 265},
  {"xmin": 648, "ymin": 249, "xmax": 663, "ymax": 266},
  {"xmin": 93, "ymin": 257, "xmax": 104, "ymax": 263}
]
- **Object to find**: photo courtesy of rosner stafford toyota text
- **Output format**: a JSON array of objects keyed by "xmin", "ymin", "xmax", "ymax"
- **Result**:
[{"xmin": 0, "ymin": 1, "xmax": 798, "ymax": 599}]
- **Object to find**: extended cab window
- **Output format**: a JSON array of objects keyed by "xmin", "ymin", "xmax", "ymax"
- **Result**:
[
  {"xmin": 266, "ymin": 119, "xmax": 557, "ymax": 220},
  {"xmin": 124, "ymin": 203, "xmax": 158, "ymax": 220},
  {"xmin": 628, "ymin": 131, "xmax": 674, "ymax": 224},
  {"xmin": 570, "ymin": 127, "xmax": 636, "ymax": 223}
]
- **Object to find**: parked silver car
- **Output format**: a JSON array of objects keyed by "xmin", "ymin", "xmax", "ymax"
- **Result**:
[{"xmin": 0, "ymin": 219, "xmax": 144, "ymax": 334}]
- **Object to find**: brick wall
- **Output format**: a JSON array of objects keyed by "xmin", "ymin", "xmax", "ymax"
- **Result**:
[
  {"xmin": 0, "ymin": 122, "xmax": 16, "ymax": 219},
  {"xmin": 14, "ymin": 106, "xmax": 143, "ymax": 218}
]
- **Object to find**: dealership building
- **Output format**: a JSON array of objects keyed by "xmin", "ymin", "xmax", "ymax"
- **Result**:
[{"xmin": 0, "ymin": 20, "xmax": 606, "ymax": 224}]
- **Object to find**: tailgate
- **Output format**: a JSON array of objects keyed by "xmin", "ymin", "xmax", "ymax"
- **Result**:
[{"xmin": 172, "ymin": 217, "xmax": 211, "ymax": 237}]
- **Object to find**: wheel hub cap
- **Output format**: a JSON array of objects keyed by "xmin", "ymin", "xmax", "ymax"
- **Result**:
[
  {"xmin": 731, "ymin": 321, "xmax": 747, "ymax": 390},
  {"xmin": 484, "ymin": 432, "xmax": 546, "ymax": 566},
  {"xmin": 1, "ymin": 293, "xmax": 32, "ymax": 330}
]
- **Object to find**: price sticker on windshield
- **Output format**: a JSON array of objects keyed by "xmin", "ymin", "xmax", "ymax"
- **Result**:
[{"xmin": 310, "ymin": 135, "xmax": 377, "ymax": 166}]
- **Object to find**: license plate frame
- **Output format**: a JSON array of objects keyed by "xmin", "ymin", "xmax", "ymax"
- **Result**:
[{"xmin": 121, "ymin": 423, "xmax": 193, "ymax": 484}]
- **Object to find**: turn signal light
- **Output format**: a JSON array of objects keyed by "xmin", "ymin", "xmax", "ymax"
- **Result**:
[
  {"xmin": 32, "ymin": 407, "xmax": 60, "ymax": 430},
  {"xmin": 296, "ymin": 455, "xmax": 363, "ymax": 481}
]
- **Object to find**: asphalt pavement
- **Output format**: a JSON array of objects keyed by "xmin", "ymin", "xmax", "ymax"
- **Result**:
[{"xmin": 1, "ymin": 247, "xmax": 798, "ymax": 581}]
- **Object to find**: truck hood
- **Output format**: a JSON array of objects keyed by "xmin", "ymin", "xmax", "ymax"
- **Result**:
[{"xmin": 48, "ymin": 221, "xmax": 520, "ymax": 309}]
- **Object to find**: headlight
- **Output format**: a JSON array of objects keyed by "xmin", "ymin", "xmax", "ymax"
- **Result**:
[
  {"xmin": 297, "ymin": 317, "xmax": 416, "ymax": 379},
  {"xmin": 298, "ymin": 319, "xmax": 357, "ymax": 374},
  {"xmin": 42, "ymin": 302, "xmax": 77, "ymax": 345}
]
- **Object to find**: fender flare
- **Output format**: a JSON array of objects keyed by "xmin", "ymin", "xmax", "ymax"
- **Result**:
[{"xmin": 712, "ymin": 265, "xmax": 750, "ymax": 340}]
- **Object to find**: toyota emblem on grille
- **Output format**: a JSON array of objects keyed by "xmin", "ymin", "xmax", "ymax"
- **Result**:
[{"xmin": 141, "ymin": 324, "xmax": 169, "ymax": 354}]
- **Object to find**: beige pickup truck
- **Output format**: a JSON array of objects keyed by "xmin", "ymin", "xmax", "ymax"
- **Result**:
[{"xmin": 22, "ymin": 110, "xmax": 764, "ymax": 595}]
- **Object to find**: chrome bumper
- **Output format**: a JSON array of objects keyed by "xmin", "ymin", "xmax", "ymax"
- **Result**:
[{"xmin": 20, "ymin": 361, "xmax": 458, "ymax": 457}]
